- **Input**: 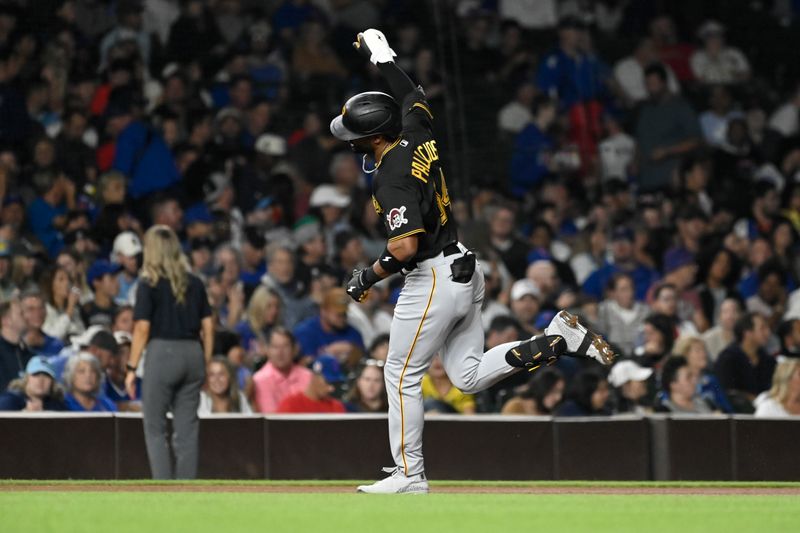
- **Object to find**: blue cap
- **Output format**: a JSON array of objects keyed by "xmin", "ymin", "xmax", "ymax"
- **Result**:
[
  {"xmin": 26, "ymin": 356, "xmax": 56, "ymax": 379},
  {"xmin": 663, "ymin": 248, "xmax": 695, "ymax": 274},
  {"xmin": 312, "ymin": 355, "xmax": 346, "ymax": 384},
  {"xmin": 184, "ymin": 203, "xmax": 214, "ymax": 225},
  {"xmin": 87, "ymin": 259, "xmax": 123, "ymax": 286}
]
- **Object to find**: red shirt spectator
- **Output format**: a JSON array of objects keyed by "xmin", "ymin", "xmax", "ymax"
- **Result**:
[{"xmin": 276, "ymin": 355, "xmax": 346, "ymax": 414}]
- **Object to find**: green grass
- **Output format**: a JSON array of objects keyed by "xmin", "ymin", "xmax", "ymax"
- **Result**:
[{"xmin": 2, "ymin": 486, "xmax": 800, "ymax": 533}]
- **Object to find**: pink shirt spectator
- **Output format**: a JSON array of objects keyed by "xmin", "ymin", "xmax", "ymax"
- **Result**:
[{"xmin": 253, "ymin": 362, "xmax": 313, "ymax": 413}]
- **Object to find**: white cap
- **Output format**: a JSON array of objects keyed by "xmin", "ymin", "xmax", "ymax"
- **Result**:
[
  {"xmin": 697, "ymin": 20, "xmax": 724, "ymax": 40},
  {"xmin": 69, "ymin": 325, "xmax": 106, "ymax": 351},
  {"xmin": 510, "ymin": 279, "xmax": 541, "ymax": 301},
  {"xmin": 255, "ymin": 133, "xmax": 287, "ymax": 157},
  {"xmin": 608, "ymin": 360, "xmax": 653, "ymax": 387},
  {"xmin": 309, "ymin": 184, "xmax": 351, "ymax": 208},
  {"xmin": 113, "ymin": 231, "xmax": 142, "ymax": 258}
]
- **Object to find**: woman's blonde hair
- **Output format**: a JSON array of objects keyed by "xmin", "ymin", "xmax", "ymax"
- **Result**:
[
  {"xmin": 673, "ymin": 336, "xmax": 705, "ymax": 357},
  {"xmin": 768, "ymin": 359, "xmax": 800, "ymax": 405},
  {"xmin": 141, "ymin": 225, "xmax": 190, "ymax": 303},
  {"xmin": 247, "ymin": 286, "xmax": 281, "ymax": 341}
]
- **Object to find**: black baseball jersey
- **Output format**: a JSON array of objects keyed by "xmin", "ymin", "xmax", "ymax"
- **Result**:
[{"xmin": 371, "ymin": 88, "xmax": 458, "ymax": 262}]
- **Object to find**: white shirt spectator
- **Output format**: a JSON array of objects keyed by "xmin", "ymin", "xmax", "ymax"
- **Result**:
[
  {"xmin": 753, "ymin": 392, "xmax": 789, "ymax": 417},
  {"xmin": 613, "ymin": 57, "xmax": 680, "ymax": 103},
  {"xmin": 700, "ymin": 110, "xmax": 739, "ymax": 147},
  {"xmin": 768, "ymin": 102, "xmax": 799, "ymax": 138},
  {"xmin": 198, "ymin": 391, "xmax": 253, "ymax": 415},
  {"xmin": 690, "ymin": 48, "xmax": 750, "ymax": 85},
  {"xmin": 498, "ymin": 101, "xmax": 533, "ymax": 135},
  {"xmin": 599, "ymin": 132, "xmax": 635, "ymax": 180},
  {"xmin": 499, "ymin": 0, "xmax": 557, "ymax": 29}
]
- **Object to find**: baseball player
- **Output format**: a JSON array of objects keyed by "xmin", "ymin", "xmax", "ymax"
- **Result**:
[{"xmin": 331, "ymin": 29, "xmax": 615, "ymax": 494}]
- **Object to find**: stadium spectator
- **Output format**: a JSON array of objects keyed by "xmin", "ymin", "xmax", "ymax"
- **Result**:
[
  {"xmin": 690, "ymin": 21, "xmax": 750, "ymax": 85},
  {"xmin": 252, "ymin": 327, "xmax": 311, "ymax": 413},
  {"xmin": 613, "ymin": 37, "xmax": 680, "ymax": 105},
  {"xmin": 0, "ymin": 356, "xmax": 66, "ymax": 411},
  {"xmin": 754, "ymin": 359, "xmax": 800, "ymax": 417},
  {"xmin": 344, "ymin": 359, "xmax": 388, "ymax": 413},
  {"xmin": 293, "ymin": 287, "xmax": 364, "ymax": 362},
  {"xmin": 655, "ymin": 356, "xmax": 715, "ymax": 414},
  {"xmin": 276, "ymin": 354, "xmax": 346, "ymax": 414},
  {"xmin": 508, "ymin": 279, "xmax": 542, "ymax": 337},
  {"xmin": 776, "ymin": 319, "xmax": 800, "ymax": 359},
  {"xmin": 596, "ymin": 273, "xmax": 649, "ymax": 357},
  {"xmin": 422, "ymin": 355, "xmax": 476, "ymax": 414},
  {"xmin": 27, "ymin": 171, "xmax": 75, "ymax": 258},
  {"xmin": 582, "ymin": 226, "xmax": 659, "ymax": 302},
  {"xmin": 0, "ymin": 299, "xmax": 32, "ymax": 392},
  {"xmin": 555, "ymin": 369, "xmax": 611, "ymax": 417},
  {"xmin": 260, "ymin": 244, "xmax": 315, "ymax": 329},
  {"xmin": 674, "ymin": 336, "xmax": 732, "ymax": 413},
  {"xmin": 104, "ymin": 331, "xmax": 139, "ymax": 410},
  {"xmin": 62, "ymin": 352, "xmax": 117, "ymax": 412},
  {"xmin": 608, "ymin": 360, "xmax": 653, "ymax": 415},
  {"xmin": 635, "ymin": 63, "xmax": 701, "ymax": 193},
  {"xmin": 20, "ymin": 292, "xmax": 64, "ymax": 357},
  {"xmin": 500, "ymin": 367, "xmax": 565, "ymax": 415},
  {"xmin": 111, "ymin": 231, "xmax": 142, "ymax": 306},
  {"xmin": 235, "ymin": 286, "xmax": 282, "ymax": 360},
  {"xmin": 82, "ymin": 260, "xmax": 121, "ymax": 328},
  {"xmin": 509, "ymin": 95, "xmax": 557, "ymax": 197},
  {"xmin": 715, "ymin": 312, "xmax": 777, "ymax": 412},
  {"xmin": 702, "ymin": 297, "xmax": 742, "ymax": 362},
  {"xmin": 198, "ymin": 356, "xmax": 252, "ymax": 415}
]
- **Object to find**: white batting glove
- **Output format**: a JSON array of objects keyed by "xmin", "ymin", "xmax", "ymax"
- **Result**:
[{"xmin": 354, "ymin": 28, "xmax": 396, "ymax": 65}]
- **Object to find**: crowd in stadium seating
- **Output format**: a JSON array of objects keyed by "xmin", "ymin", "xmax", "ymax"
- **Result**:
[{"xmin": 1, "ymin": 0, "xmax": 800, "ymax": 419}]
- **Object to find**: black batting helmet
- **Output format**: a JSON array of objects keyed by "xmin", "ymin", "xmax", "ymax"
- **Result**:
[{"xmin": 329, "ymin": 91, "xmax": 400, "ymax": 141}]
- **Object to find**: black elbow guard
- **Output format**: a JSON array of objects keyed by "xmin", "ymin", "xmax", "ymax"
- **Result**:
[{"xmin": 378, "ymin": 248, "xmax": 406, "ymax": 274}]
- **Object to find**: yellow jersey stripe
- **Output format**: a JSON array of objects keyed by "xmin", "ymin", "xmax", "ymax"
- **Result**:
[
  {"xmin": 375, "ymin": 137, "xmax": 403, "ymax": 169},
  {"xmin": 412, "ymin": 102, "xmax": 433, "ymax": 119},
  {"xmin": 388, "ymin": 228, "xmax": 425, "ymax": 242},
  {"xmin": 398, "ymin": 267, "xmax": 436, "ymax": 475}
]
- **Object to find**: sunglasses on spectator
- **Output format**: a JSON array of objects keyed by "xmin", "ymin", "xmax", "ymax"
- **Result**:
[{"xmin": 364, "ymin": 358, "xmax": 385, "ymax": 368}]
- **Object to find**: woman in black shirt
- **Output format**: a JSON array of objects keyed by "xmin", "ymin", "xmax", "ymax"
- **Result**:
[{"xmin": 125, "ymin": 225, "xmax": 213, "ymax": 479}]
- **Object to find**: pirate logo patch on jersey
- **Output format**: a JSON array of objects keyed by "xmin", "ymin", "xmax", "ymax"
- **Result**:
[{"xmin": 387, "ymin": 206, "xmax": 408, "ymax": 231}]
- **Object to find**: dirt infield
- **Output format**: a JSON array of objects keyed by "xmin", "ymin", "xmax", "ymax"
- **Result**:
[{"xmin": 3, "ymin": 484, "xmax": 800, "ymax": 495}]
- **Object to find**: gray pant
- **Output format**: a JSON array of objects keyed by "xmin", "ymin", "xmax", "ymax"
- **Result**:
[
  {"xmin": 142, "ymin": 339, "xmax": 205, "ymax": 480},
  {"xmin": 385, "ymin": 246, "xmax": 523, "ymax": 476}
]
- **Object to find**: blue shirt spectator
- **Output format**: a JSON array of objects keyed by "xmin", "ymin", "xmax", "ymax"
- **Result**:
[
  {"xmin": 509, "ymin": 96, "xmax": 557, "ymax": 196},
  {"xmin": 582, "ymin": 227, "xmax": 659, "ymax": 301},
  {"xmin": 113, "ymin": 121, "xmax": 181, "ymax": 200},
  {"xmin": 293, "ymin": 288, "xmax": 364, "ymax": 361}
]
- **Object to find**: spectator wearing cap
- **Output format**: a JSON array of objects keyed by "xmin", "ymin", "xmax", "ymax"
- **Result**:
[
  {"xmin": 608, "ymin": 360, "xmax": 653, "ymax": 414},
  {"xmin": 0, "ymin": 356, "xmax": 66, "ymax": 411},
  {"xmin": 63, "ymin": 352, "xmax": 117, "ymax": 412},
  {"xmin": 50, "ymin": 327, "xmax": 120, "ymax": 383},
  {"xmin": 635, "ymin": 63, "xmax": 701, "ymax": 193},
  {"xmin": 422, "ymin": 355, "xmax": 476, "ymax": 414},
  {"xmin": 27, "ymin": 171, "xmax": 76, "ymax": 258},
  {"xmin": 260, "ymin": 243, "xmax": 315, "ymax": 329},
  {"xmin": 276, "ymin": 354, "xmax": 347, "ymax": 414},
  {"xmin": 690, "ymin": 21, "xmax": 750, "ymax": 85},
  {"xmin": 613, "ymin": 37, "xmax": 680, "ymax": 106},
  {"xmin": 198, "ymin": 356, "xmax": 253, "ymax": 415},
  {"xmin": 253, "ymin": 327, "xmax": 311, "ymax": 413},
  {"xmin": 112, "ymin": 231, "xmax": 142, "ymax": 306},
  {"xmin": 715, "ymin": 312, "xmax": 777, "ymax": 412},
  {"xmin": 293, "ymin": 287, "xmax": 364, "ymax": 363},
  {"xmin": 655, "ymin": 356, "xmax": 715, "ymax": 414},
  {"xmin": 236, "ymin": 133, "xmax": 290, "ymax": 214},
  {"xmin": 40, "ymin": 266, "xmax": 85, "ymax": 341},
  {"xmin": 309, "ymin": 184, "xmax": 352, "ymax": 256},
  {"xmin": 597, "ymin": 273, "xmax": 649, "ymax": 358},
  {"xmin": 183, "ymin": 203, "xmax": 214, "ymax": 241},
  {"xmin": 240, "ymin": 226, "xmax": 267, "ymax": 290},
  {"xmin": 509, "ymin": 279, "xmax": 541, "ymax": 337},
  {"xmin": 20, "ymin": 292, "xmax": 63, "ymax": 358},
  {"xmin": 0, "ymin": 299, "xmax": 33, "ymax": 392},
  {"xmin": 582, "ymin": 226, "xmax": 660, "ymax": 302},
  {"xmin": 674, "ymin": 336, "xmax": 732, "ymax": 413},
  {"xmin": 99, "ymin": 0, "xmax": 151, "ymax": 69},
  {"xmin": 509, "ymin": 96, "xmax": 557, "ymax": 197},
  {"xmin": 103, "ymin": 330, "xmax": 140, "ymax": 410},
  {"xmin": 235, "ymin": 285, "xmax": 283, "ymax": 359},
  {"xmin": 82, "ymin": 260, "xmax": 122, "ymax": 328},
  {"xmin": 293, "ymin": 218, "xmax": 326, "ymax": 289}
]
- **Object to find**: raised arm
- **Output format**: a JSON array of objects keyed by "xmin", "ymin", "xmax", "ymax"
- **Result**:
[{"xmin": 354, "ymin": 29, "xmax": 416, "ymax": 101}]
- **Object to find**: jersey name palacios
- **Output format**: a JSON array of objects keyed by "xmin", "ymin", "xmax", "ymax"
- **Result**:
[{"xmin": 370, "ymin": 89, "xmax": 459, "ymax": 263}]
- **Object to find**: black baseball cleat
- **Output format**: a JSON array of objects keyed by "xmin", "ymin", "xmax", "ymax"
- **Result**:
[{"xmin": 505, "ymin": 335, "xmax": 567, "ymax": 372}]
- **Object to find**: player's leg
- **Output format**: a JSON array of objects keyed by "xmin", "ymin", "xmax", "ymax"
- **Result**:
[{"xmin": 358, "ymin": 267, "xmax": 447, "ymax": 493}]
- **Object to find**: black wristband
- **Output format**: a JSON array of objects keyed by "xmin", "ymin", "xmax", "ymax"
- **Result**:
[
  {"xmin": 377, "ymin": 248, "xmax": 405, "ymax": 274},
  {"xmin": 361, "ymin": 266, "xmax": 382, "ymax": 286},
  {"xmin": 126, "ymin": 364, "xmax": 137, "ymax": 373}
]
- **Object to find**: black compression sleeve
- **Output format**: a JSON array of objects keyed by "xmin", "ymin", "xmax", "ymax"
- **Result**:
[{"xmin": 377, "ymin": 62, "xmax": 416, "ymax": 101}]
